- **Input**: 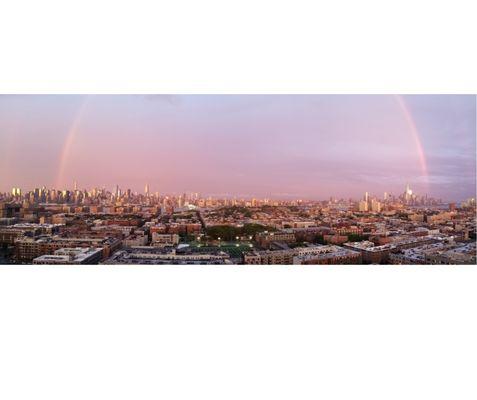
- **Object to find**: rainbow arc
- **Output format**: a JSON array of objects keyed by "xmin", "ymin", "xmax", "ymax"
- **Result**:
[
  {"xmin": 394, "ymin": 94, "xmax": 429, "ymax": 186},
  {"xmin": 55, "ymin": 97, "xmax": 89, "ymax": 189}
]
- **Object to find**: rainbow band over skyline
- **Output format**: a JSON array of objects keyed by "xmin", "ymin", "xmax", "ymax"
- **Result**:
[
  {"xmin": 54, "ymin": 95, "xmax": 429, "ymax": 191},
  {"xmin": 394, "ymin": 94, "xmax": 429, "ymax": 183},
  {"xmin": 55, "ymin": 97, "xmax": 89, "ymax": 189}
]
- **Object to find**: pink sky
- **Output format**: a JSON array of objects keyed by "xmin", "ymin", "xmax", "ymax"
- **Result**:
[{"xmin": 0, "ymin": 95, "xmax": 475, "ymax": 201}]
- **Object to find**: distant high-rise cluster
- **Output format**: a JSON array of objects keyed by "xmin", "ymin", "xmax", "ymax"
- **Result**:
[{"xmin": 356, "ymin": 183, "xmax": 444, "ymax": 214}]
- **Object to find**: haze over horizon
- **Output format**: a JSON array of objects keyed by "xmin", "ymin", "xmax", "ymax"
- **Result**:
[{"xmin": 0, "ymin": 95, "xmax": 475, "ymax": 201}]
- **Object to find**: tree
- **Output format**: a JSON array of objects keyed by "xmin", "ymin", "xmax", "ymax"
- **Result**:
[
  {"xmin": 347, "ymin": 233, "xmax": 369, "ymax": 242},
  {"xmin": 206, "ymin": 223, "xmax": 276, "ymax": 240}
]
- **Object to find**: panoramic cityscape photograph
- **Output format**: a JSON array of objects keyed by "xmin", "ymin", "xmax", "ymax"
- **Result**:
[
  {"xmin": 3, "ymin": 3, "xmax": 477, "ymax": 400},
  {"xmin": 0, "ymin": 94, "xmax": 475, "ymax": 265}
]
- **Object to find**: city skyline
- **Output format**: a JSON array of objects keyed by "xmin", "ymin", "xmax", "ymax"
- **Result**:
[
  {"xmin": 0, "ymin": 95, "xmax": 475, "ymax": 201},
  {"xmin": 2, "ymin": 181, "xmax": 456, "ymax": 204}
]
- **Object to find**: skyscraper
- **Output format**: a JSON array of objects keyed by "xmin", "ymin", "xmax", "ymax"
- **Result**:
[
  {"xmin": 145, "ymin": 183, "xmax": 150, "ymax": 196},
  {"xmin": 371, "ymin": 199, "xmax": 382, "ymax": 212},
  {"xmin": 404, "ymin": 183, "xmax": 413, "ymax": 202},
  {"xmin": 359, "ymin": 200, "xmax": 368, "ymax": 212}
]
